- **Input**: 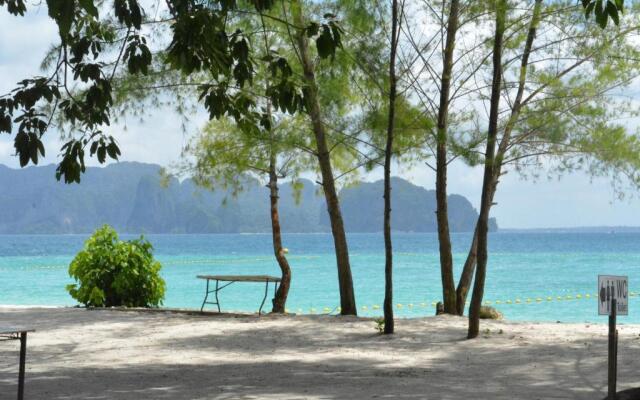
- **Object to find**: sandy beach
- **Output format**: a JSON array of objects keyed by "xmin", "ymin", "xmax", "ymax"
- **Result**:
[{"xmin": 1, "ymin": 307, "xmax": 639, "ymax": 399}]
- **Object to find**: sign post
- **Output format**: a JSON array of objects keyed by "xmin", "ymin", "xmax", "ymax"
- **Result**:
[
  {"xmin": 598, "ymin": 275, "xmax": 628, "ymax": 400},
  {"xmin": 608, "ymin": 299, "xmax": 617, "ymax": 400}
]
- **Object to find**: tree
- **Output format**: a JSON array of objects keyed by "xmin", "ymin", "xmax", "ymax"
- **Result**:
[
  {"xmin": 382, "ymin": 0, "xmax": 402, "ymax": 334},
  {"xmin": 455, "ymin": 0, "xmax": 640, "ymax": 319},
  {"xmin": 289, "ymin": 0, "xmax": 357, "ymax": 315},
  {"xmin": 178, "ymin": 9, "xmax": 318, "ymax": 314},
  {"xmin": 185, "ymin": 114, "xmax": 310, "ymax": 312},
  {"xmin": 468, "ymin": 0, "xmax": 507, "ymax": 339},
  {"xmin": 399, "ymin": 0, "xmax": 493, "ymax": 314},
  {"xmin": 397, "ymin": 1, "xmax": 640, "ymax": 320},
  {"xmin": 457, "ymin": 0, "xmax": 640, "ymax": 336},
  {"xmin": 435, "ymin": 0, "xmax": 462, "ymax": 315}
]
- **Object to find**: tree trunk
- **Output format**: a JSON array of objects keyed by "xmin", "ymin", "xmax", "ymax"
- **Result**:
[
  {"xmin": 269, "ymin": 156, "xmax": 292, "ymax": 313},
  {"xmin": 457, "ymin": 0, "xmax": 542, "ymax": 318},
  {"xmin": 468, "ymin": 0, "xmax": 507, "ymax": 339},
  {"xmin": 435, "ymin": 0, "xmax": 461, "ymax": 314},
  {"xmin": 455, "ymin": 224, "xmax": 478, "ymax": 315},
  {"xmin": 292, "ymin": 1, "xmax": 357, "ymax": 315},
  {"xmin": 383, "ymin": 0, "xmax": 400, "ymax": 335}
]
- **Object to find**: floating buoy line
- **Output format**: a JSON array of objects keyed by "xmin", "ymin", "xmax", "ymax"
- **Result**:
[
  {"xmin": 0, "ymin": 255, "xmax": 322, "ymax": 271},
  {"xmin": 284, "ymin": 291, "xmax": 639, "ymax": 315}
]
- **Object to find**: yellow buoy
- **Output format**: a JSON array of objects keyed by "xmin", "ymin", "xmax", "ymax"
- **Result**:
[
  {"xmin": 362, "ymin": 306, "xmax": 368, "ymax": 311},
  {"xmin": 566, "ymin": 295, "xmax": 573, "ymax": 300},
  {"xmin": 506, "ymin": 300, "xmax": 512, "ymax": 304},
  {"xmin": 484, "ymin": 301, "xmax": 492, "ymax": 305},
  {"xmin": 576, "ymin": 294, "xmax": 582, "ymax": 299},
  {"xmin": 431, "ymin": 302, "xmax": 437, "ymax": 306},
  {"xmin": 373, "ymin": 305, "xmax": 380, "ymax": 310},
  {"xmin": 585, "ymin": 294, "xmax": 591, "ymax": 298},
  {"xmin": 526, "ymin": 298, "xmax": 532, "ymax": 303},
  {"xmin": 285, "ymin": 308, "xmax": 290, "ymax": 313},
  {"xmin": 515, "ymin": 299, "xmax": 521, "ymax": 304},
  {"xmin": 408, "ymin": 303, "xmax": 414, "ymax": 308},
  {"xmin": 283, "ymin": 248, "xmax": 289, "ymax": 254},
  {"xmin": 396, "ymin": 303, "xmax": 403, "ymax": 308},
  {"xmin": 420, "ymin": 303, "xmax": 427, "ymax": 307},
  {"xmin": 495, "ymin": 300, "xmax": 502, "ymax": 304},
  {"xmin": 547, "ymin": 297, "xmax": 552, "ymax": 301},
  {"xmin": 323, "ymin": 307, "xmax": 331, "ymax": 313},
  {"xmin": 557, "ymin": 296, "xmax": 563, "ymax": 301}
]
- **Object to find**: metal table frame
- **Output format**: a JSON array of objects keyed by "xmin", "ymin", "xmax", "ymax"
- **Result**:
[
  {"xmin": 197, "ymin": 275, "xmax": 281, "ymax": 315},
  {"xmin": 1, "ymin": 328, "xmax": 34, "ymax": 400}
]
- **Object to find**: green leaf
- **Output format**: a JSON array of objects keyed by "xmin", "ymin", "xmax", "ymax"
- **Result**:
[
  {"xmin": 47, "ymin": 0, "xmax": 76, "ymax": 40},
  {"xmin": 78, "ymin": 0, "xmax": 98, "ymax": 17},
  {"xmin": 606, "ymin": 1, "xmax": 620, "ymax": 26},
  {"xmin": 584, "ymin": 2, "xmax": 595, "ymax": 20},
  {"xmin": 1, "ymin": 0, "xmax": 27, "ymax": 16}
]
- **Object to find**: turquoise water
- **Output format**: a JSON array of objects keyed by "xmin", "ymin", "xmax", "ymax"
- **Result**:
[{"xmin": 0, "ymin": 232, "xmax": 639, "ymax": 323}]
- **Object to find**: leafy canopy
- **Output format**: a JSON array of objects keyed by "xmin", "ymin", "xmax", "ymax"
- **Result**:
[{"xmin": 0, "ymin": 0, "xmax": 343, "ymax": 183}]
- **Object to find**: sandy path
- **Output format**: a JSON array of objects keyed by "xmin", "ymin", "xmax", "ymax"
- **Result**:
[{"xmin": 1, "ymin": 307, "xmax": 639, "ymax": 399}]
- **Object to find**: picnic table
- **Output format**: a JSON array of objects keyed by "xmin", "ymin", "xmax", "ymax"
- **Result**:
[
  {"xmin": 197, "ymin": 275, "xmax": 282, "ymax": 315},
  {"xmin": 0, "ymin": 327, "xmax": 34, "ymax": 400}
]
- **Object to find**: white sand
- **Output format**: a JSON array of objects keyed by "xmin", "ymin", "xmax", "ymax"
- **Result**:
[{"xmin": 1, "ymin": 307, "xmax": 639, "ymax": 399}]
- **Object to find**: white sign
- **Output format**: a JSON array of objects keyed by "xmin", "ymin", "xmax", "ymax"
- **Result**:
[{"xmin": 598, "ymin": 275, "xmax": 628, "ymax": 316}]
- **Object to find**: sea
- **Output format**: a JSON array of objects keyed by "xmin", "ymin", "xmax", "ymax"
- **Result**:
[{"xmin": 0, "ymin": 232, "xmax": 638, "ymax": 323}]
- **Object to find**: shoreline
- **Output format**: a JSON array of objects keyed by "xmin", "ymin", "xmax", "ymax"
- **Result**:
[{"xmin": 0, "ymin": 304, "xmax": 633, "ymax": 325}]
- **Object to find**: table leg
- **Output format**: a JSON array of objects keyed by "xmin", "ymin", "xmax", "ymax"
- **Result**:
[
  {"xmin": 214, "ymin": 280, "xmax": 221, "ymax": 313},
  {"xmin": 17, "ymin": 332, "xmax": 26, "ymax": 400},
  {"xmin": 259, "ymin": 280, "xmax": 270, "ymax": 316},
  {"xmin": 200, "ymin": 279, "xmax": 210, "ymax": 312}
]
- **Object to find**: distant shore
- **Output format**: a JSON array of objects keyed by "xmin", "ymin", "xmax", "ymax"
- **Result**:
[
  {"xmin": 500, "ymin": 226, "xmax": 640, "ymax": 233},
  {"xmin": 1, "ymin": 307, "xmax": 639, "ymax": 399}
]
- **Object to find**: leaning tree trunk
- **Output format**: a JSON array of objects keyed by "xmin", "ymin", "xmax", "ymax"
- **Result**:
[
  {"xmin": 383, "ymin": 0, "xmax": 400, "ymax": 335},
  {"xmin": 269, "ymin": 157, "xmax": 292, "ymax": 313},
  {"xmin": 457, "ymin": 0, "xmax": 542, "ymax": 317},
  {"xmin": 435, "ymin": 0, "xmax": 461, "ymax": 314},
  {"xmin": 455, "ymin": 224, "xmax": 479, "ymax": 315},
  {"xmin": 292, "ymin": 1, "xmax": 357, "ymax": 315},
  {"xmin": 468, "ymin": 0, "xmax": 507, "ymax": 339}
]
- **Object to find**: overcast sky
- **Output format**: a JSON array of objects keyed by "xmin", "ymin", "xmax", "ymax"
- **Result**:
[{"xmin": 1, "ymin": 6, "xmax": 639, "ymax": 229}]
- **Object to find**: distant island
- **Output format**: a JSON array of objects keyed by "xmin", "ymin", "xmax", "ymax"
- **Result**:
[
  {"xmin": 0, "ymin": 162, "xmax": 497, "ymax": 234},
  {"xmin": 501, "ymin": 226, "xmax": 640, "ymax": 233}
]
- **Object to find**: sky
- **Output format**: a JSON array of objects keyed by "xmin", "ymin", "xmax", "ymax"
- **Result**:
[{"xmin": 1, "ymin": 6, "xmax": 639, "ymax": 229}]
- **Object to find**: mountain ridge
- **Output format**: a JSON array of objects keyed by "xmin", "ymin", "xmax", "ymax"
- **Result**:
[{"xmin": 0, "ymin": 162, "xmax": 496, "ymax": 234}]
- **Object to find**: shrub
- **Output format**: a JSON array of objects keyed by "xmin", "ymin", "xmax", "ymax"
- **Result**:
[
  {"xmin": 66, "ymin": 225, "xmax": 166, "ymax": 307},
  {"xmin": 479, "ymin": 306, "xmax": 503, "ymax": 320}
]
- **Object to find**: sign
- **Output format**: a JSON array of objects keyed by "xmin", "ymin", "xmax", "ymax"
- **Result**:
[{"xmin": 599, "ymin": 275, "xmax": 628, "ymax": 316}]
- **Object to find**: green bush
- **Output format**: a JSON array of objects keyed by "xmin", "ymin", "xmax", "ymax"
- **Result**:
[{"xmin": 66, "ymin": 225, "xmax": 166, "ymax": 307}]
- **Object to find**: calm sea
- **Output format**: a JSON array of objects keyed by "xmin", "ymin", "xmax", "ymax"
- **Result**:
[{"xmin": 0, "ymin": 232, "xmax": 638, "ymax": 323}]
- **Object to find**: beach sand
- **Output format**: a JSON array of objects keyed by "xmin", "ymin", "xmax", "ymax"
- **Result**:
[{"xmin": 1, "ymin": 307, "xmax": 639, "ymax": 399}]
